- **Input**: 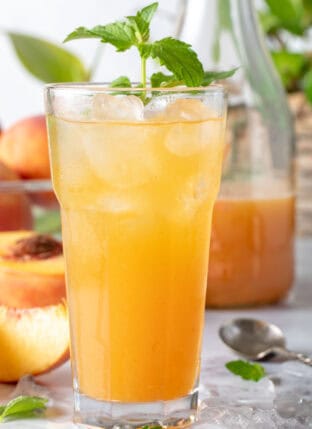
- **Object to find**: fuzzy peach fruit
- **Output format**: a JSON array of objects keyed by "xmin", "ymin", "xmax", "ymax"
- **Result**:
[{"xmin": 0, "ymin": 115, "xmax": 50, "ymax": 179}]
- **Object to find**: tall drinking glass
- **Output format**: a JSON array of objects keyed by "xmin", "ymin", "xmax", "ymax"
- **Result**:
[{"xmin": 45, "ymin": 84, "xmax": 227, "ymax": 428}]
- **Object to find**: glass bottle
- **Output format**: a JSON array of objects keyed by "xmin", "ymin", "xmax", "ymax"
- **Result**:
[{"xmin": 177, "ymin": 0, "xmax": 295, "ymax": 307}]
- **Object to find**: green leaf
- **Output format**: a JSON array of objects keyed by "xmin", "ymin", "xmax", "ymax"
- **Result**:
[
  {"xmin": 9, "ymin": 33, "xmax": 88, "ymax": 83},
  {"xmin": 258, "ymin": 10, "xmax": 282, "ymax": 34},
  {"xmin": 139, "ymin": 2, "xmax": 159, "ymax": 25},
  {"xmin": 94, "ymin": 23, "xmax": 136, "ymax": 51},
  {"xmin": 150, "ymin": 71, "xmax": 176, "ymax": 87},
  {"xmin": 0, "ymin": 396, "xmax": 48, "ymax": 422},
  {"xmin": 264, "ymin": 0, "xmax": 305, "ymax": 35},
  {"xmin": 202, "ymin": 68, "xmax": 238, "ymax": 86},
  {"xmin": 110, "ymin": 76, "xmax": 132, "ymax": 88},
  {"xmin": 142, "ymin": 426, "xmax": 162, "ymax": 429},
  {"xmin": 225, "ymin": 360, "xmax": 266, "ymax": 382},
  {"xmin": 65, "ymin": 22, "xmax": 136, "ymax": 52},
  {"xmin": 34, "ymin": 210, "xmax": 61, "ymax": 234},
  {"xmin": 271, "ymin": 50, "xmax": 308, "ymax": 90},
  {"xmin": 127, "ymin": 2, "xmax": 158, "ymax": 42},
  {"xmin": 63, "ymin": 26, "xmax": 100, "ymax": 42},
  {"xmin": 150, "ymin": 37, "xmax": 204, "ymax": 87},
  {"xmin": 303, "ymin": 69, "xmax": 312, "ymax": 105}
]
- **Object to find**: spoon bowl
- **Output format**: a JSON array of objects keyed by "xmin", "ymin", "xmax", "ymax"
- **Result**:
[{"xmin": 219, "ymin": 318, "xmax": 286, "ymax": 360}]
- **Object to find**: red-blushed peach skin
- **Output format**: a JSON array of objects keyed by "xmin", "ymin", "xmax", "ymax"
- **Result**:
[
  {"xmin": 30, "ymin": 190, "xmax": 59, "ymax": 210},
  {"xmin": 0, "ymin": 162, "xmax": 33, "ymax": 231},
  {"xmin": 0, "ymin": 115, "xmax": 50, "ymax": 179},
  {"xmin": 0, "ymin": 270, "xmax": 65, "ymax": 308},
  {"xmin": 0, "ymin": 302, "xmax": 69, "ymax": 382}
]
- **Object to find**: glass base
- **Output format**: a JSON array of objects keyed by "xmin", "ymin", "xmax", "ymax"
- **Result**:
[{"xmin": 73, "ymin": 390, "xmax": 199, "ymax": 428}]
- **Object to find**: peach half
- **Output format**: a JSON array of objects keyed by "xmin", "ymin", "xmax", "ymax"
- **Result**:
[
  {"xmin": 0, "ymin": 231, "xmax": 65, "ymax": 308},
  {"xmin": 0, "ymin": 302, "xmax": 69, "ymax": 382},
  {"xmin": 0, "ymin": 231, "xmax": 69, "ymax": 381}
]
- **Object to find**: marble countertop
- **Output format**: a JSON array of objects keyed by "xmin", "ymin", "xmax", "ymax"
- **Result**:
[{"xmin": 0, "ymin": 239, "xmax": 311, "ymax": 428}]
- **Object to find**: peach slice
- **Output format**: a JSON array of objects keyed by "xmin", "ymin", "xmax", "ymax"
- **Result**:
[
  {"xmin": 0, "ymin": 231, "xmax": 65, "ymax": 308},
  {"xmin": 0, "ymin": 302, "xmax": 69, "ymax": 382}
]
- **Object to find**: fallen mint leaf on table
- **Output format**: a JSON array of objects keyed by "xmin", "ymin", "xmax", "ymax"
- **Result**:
[
  {"xmin": 225, "ymin": 360, "xmax": 266, "ymax": 382},
  {"xmin": 0, "ymin": 396, "xmax": 48, "ymax": 423}
]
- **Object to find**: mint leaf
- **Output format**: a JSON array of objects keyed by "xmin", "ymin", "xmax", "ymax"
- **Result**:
[
  {"xmin": 225, "ymin": 360, "xmax": 266, "ymax": 382},
  {"xmin": 0, "ymin": 396, "xmax": 48, "ymax": 422},
  {"xmin": 127, "ymin": 2, "xmax": 158, "ymax": 42},
  {"xmin": 142, "ymin": 426, "xmax": 162, "ymax": 429},
  {"xmin": 149, "ymin": 37, "xmax": 204, "ymax": 87},
  {"xmin": 64, "ymin": 2, "xmax": 237, "ymax": 91},
  {"xmin": 64, "ymin": 26, "xmax": 100, "ymax": 42},
  {"xmin": 151, "ymin": 68, "xmax": 237, "ymax": 88},
  {"xmin": 150, "ymin": 71, "xmax": 177, "ymax": 87},
  {"xmin": 65, "ymin": 22, "xmax": 136, "ymax": 52},
  {"xmin": 202, "ymin": 68, "xmax": 238, "ymax": 85},
  {"xmin": 35, "ymin": 210, "xmax": 61, "ymax": 234},
  {"xmin": 110, "ymin": 76, "xmax": 132, "ymax": 88}
]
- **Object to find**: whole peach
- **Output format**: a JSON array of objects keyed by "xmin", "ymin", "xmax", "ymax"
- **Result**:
[{"xmin": 0, "ymin": 115, "xmax": 50, "ymax": 179}]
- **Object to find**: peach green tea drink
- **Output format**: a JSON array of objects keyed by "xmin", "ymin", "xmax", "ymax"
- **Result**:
[{"xmin": 46, "ymin": 84, "xmax": 226, "ymax": 427}]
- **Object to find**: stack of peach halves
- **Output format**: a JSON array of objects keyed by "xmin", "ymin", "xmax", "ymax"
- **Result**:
[{"xmin": 0, "ymin": 115, "xmax": 69, "ymax": 382}]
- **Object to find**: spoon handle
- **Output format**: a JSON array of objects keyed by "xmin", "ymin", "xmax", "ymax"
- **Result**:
[
  {"xmin": 273, "ymin": 347, "xmax": 312, "ymax": 366},
  {"xmin": 291, "ymin": 352, "xmax": 312, "ymax": 367}
]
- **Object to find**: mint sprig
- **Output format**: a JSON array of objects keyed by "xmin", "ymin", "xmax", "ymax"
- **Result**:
[
  {"xmin": 0, "ymin": 396, "xmax": 48, "ymax": 423},
  {"xmin": 64, "ymin": 2, "xmax": 237, "ymax": 95},
  {"xmin": 142, "ymin": 426, "xmax": 162, "ymax": 429},
  {"xmin": 225, "ymin": 360, "xmax": 266, "ymax": 382}
]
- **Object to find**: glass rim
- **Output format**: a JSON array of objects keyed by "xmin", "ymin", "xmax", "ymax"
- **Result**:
[{"xmin": 45, "ymin": 82, "xmax": 225, "ymax": 95}]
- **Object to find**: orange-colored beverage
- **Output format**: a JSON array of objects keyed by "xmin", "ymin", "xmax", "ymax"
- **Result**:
[
  {"xmin": 206, "ymin": 183, "xmax": 295, "ymax": 308},
  {"xmin": 48, "ymin": 96, "xmax": 225, "ymax": 403}
]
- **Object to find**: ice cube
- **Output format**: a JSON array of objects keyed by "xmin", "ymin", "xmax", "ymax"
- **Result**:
[
  {"xmin": 196, "ymin": 405, "xmax": 306, "ymax": 429},
  {"xmin": 144, "ymin": 95, "xmax": 169, "ymax": 120},
  {"xmin": 175, "ymin": 175, "xmax": 212, "ymax": 221},
  {"xmin": 54, "ymin": 94, "xmax": 93, "ymax": 121},
  {"xmin": 164, "ymin": 98, "xmax": 218, "ymax": 121},
  {"xmin": 162, "ymin": 100, "xmax": 222, "ymax": 156},
  {"xmin": 200, "ymin": 357, "xmax": 275, "ymax": 408},
  {"xmin": 96, "ymin": 193, "xmax": 139, "ymax": 215},
  {"xmin": 92, "ymin": 94, "xmax": 144, "ymax": 121},
  {"xmin": 81, "ymin": 123, "xmax": 159, "ymax": 188},
  {"xmin": 10, "ymin": 375, "xmax": 50, "ymax": 398}
]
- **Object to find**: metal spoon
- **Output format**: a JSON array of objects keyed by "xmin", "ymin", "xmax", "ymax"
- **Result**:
[{"xmin": 219, "ymin": 318, "xmax": 312, "ymax": 367}]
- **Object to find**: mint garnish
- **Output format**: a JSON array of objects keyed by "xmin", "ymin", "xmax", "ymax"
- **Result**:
[
  {"xmin": 142, "ymin": 426, "xmax": 162, "ymax": 429},
  {"xmin": 225, "ymin": 360, "xmax": 266, "ymax": 382},
  {"xmin": 0, "ymin": 396, "xmax": 48, "ymax": 423},
  {"xmin": 110, "ymin": 76, "xmax": 132, "ymax": 88},
  {"xmin": 64, "ymin": 2, "xmax": 236, "ymax": 91}
]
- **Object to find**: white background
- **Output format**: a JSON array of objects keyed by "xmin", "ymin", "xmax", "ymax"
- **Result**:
[{"xmin": 0, "ymin": 0, "xmax": 181, "ymax": 128}]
